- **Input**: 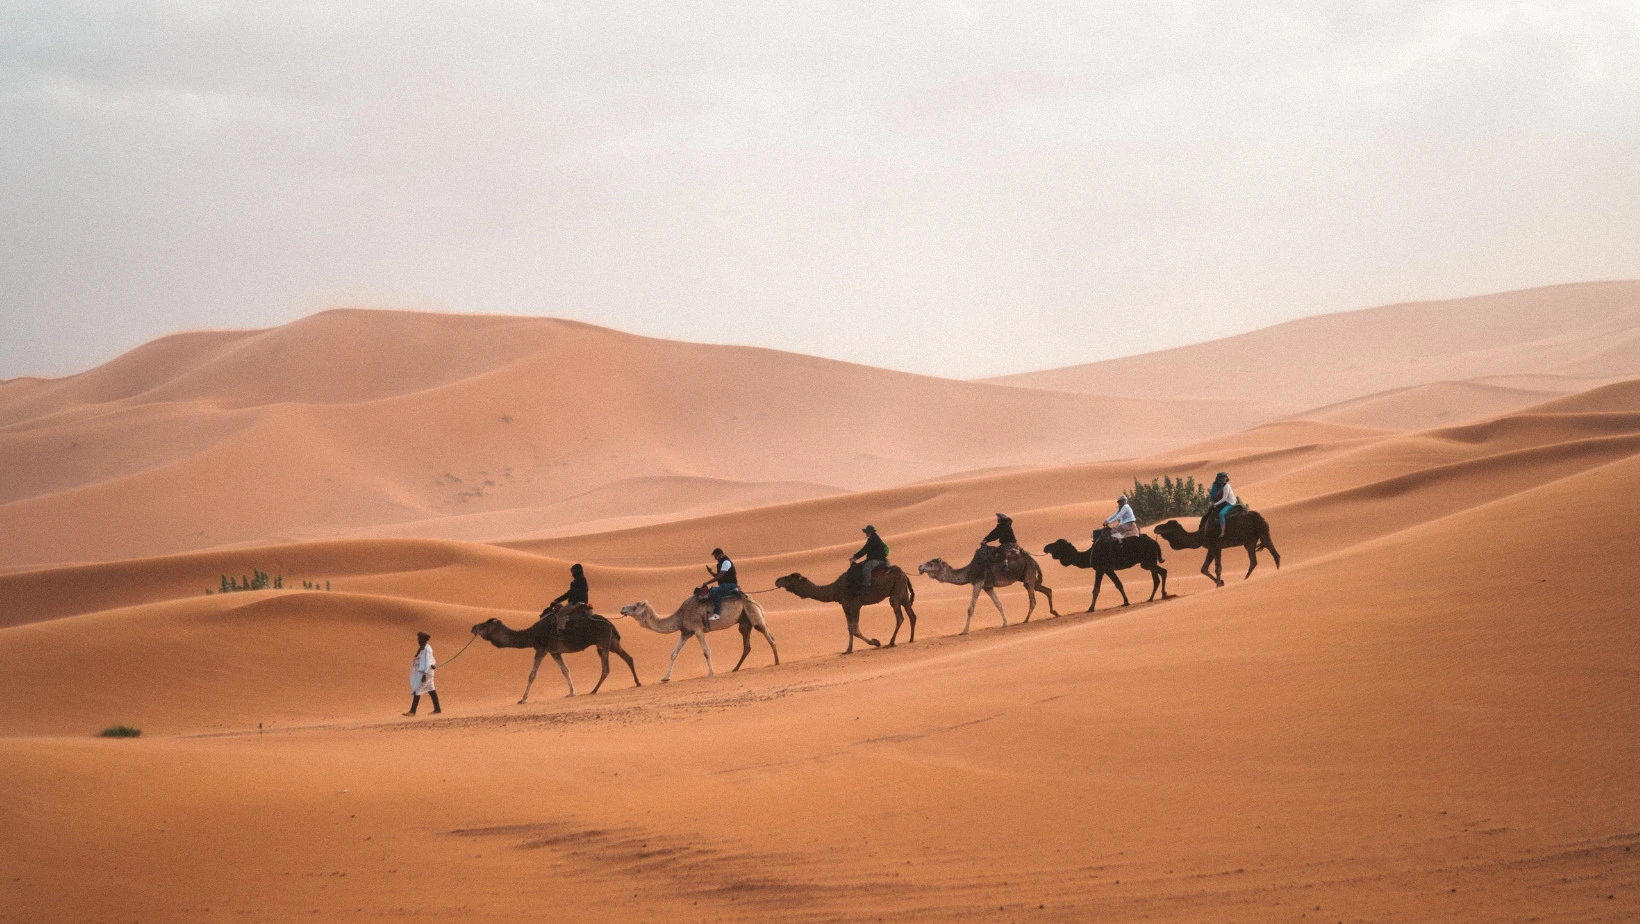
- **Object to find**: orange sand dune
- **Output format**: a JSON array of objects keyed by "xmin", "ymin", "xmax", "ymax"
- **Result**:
[
  {"xmin": 988, "ymin": 280, "xmax": 1640, "ymax": 405},
  {"xmin": 3, "ymin": 388, "xmax": 1637, "ymax": 921},
  {"xmin": 7, "ymin": 378, "xmax": 1639, "ymax": 735},
  {"xmin": 0, "ymin": 309, "xmax": 1281, "ymax": 568},
  {"xmin": 5, "ymin": 301, "xmax": 1640, "ymax": 921},
  {"xmin": 1284, "ymin": 379, "xmax": 1561, "ymax": 431}
]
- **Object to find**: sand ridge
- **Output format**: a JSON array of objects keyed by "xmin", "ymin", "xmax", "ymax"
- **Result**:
[{"xmin": 4, "ymin": 292, "xmax": 1640, "ymax": 921}]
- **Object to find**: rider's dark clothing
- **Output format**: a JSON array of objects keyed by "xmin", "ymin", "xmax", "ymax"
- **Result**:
[
  {"xmin": 983, "ymin": 520, "xmax": 1017, "ymax": 545},
  {"xmin": 549, "ymin": 573, "xmax": 589, "ymax": 608},
  {"xmin": 854, "ymin": 533, "xmax": 889, "ymax": 562}
]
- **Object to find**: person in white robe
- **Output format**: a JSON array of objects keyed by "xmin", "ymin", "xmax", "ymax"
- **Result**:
[{"xmin": 404, "ymin": 631, "xmax": 441, "ymax": 716}]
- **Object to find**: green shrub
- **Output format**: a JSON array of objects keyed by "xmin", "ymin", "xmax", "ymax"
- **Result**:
[
  {"xmin": 213, "ymin": 569, "xmax": 283, "ymax": 595},
  {"xmin": 99, "ymin": 725, "xmax": 142, "ymax": 738},
  {"xmin": 1127, "ymin": 475, "xmax": 1210, "ymax": 526}
]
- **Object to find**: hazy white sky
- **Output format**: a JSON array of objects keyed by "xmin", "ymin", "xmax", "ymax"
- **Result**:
[{"xmin": 3, "ymin": 1, "xmax": 1638, "ymax": 380}]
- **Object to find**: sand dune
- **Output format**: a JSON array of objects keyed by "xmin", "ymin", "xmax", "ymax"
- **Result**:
[
  {"xmin": 4, "ymin": 379, "xmax": 1638, "ymax": 921},
  {"xmin": 1284, "ymin": 379, "xmax": 1561, "ymax": 431},
  {"xmin": 988, "ymin": 280, "xmax": 1640, "ymax": 405},
  {"xmin": 0, "ymin": 309, "xmax": 1283, "ymax": 568},
  {"xmin": 4, "ymin": 297, "xmax": 1640, "ymax": 921},
  {"xmin": 7, "ymin": 379, "xmax": 1639, "ymax": 737}
]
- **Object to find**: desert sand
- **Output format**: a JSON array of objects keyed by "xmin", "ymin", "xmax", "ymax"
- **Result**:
[{"xmin": 3, "ymin": 283, "xmax": 1639, "ymax": 921}]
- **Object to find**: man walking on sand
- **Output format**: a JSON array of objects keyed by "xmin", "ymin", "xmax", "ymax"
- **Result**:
[{"xmin": 405, "ymin": 631, "xmax": 441, "ymax": 716}]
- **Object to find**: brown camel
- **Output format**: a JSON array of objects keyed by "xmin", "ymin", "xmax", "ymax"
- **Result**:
[
  {"xmin": 619, "ymin": 593, "xmax": 779, "ymax": 682},
  {"xmin": 471, "ymin": 609, "xmax": 640, "ymax": 701},
  {"xmin": 917, "ymin": 547, "xmax": 1059, "ymax": 633},
  {"xmin": 774, "ymin": 566, "xmax": 918, "ymax": 653},
  {"xmin": 1153, "ymin": 510, "xmax": 1281, "ymax": 587}
]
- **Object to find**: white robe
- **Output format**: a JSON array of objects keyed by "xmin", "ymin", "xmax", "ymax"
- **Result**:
[{"xmin": 410, "ymin": 646, "xmax": 436, "ymax": 694}]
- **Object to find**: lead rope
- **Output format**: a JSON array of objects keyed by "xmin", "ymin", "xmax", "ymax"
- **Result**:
[{"xmin": 434, "ymin": 631, "xmax": 480, "ymax": 668}]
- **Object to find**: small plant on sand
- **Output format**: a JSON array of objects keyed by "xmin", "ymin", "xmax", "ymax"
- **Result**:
[
  {"xmin": 1127, "ymin": 476, "xmax": 1210, "ymax": 526},
  {"xmin": 99, "ymin": 725, "xmax": 141, "ymax": 738},
  {"xmin": 212, "ymin": 569, "xmax": 284, "ymax": 595}
]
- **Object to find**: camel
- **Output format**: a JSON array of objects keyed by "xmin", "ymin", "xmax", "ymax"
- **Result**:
[
  {"xmin": 1042, "ymin": 529, "xmax": 1168, "ymax": 610},
  {"xmin": 1153, "ymin": 510, "xmax": 1281, "ymax": 587},
  {"xmin": 917, "ymin": 547, "xmax": 1059, "ymax": 634},
  {"xmin": 773, "ymin": 566, "xmax": 918, "ymax": 653},
  {"xmin": 471, "ymin": 609, "xmax": 640, "ymax": 701},
  {"xmin": 619, "ymin": 593, "xmax": 779, "ymax": 682}
]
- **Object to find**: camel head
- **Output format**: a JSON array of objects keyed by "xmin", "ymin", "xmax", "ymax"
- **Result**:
[
  {"xmin": 1152, "ymin": 520, "xmax": 1192, "ymax": 549},
  {"xmin": 773, "ymin": 573, "xmax": 804, "ymax": 592},
  {"xmin": 916, "ymin": 558, "xmax": 949, "ymax": 577},
  {"xmin": 1042, "ymin": 539, "xmax": 1078, "ymax": 564},
  {"xmin": 620, "ymin": 601, "xmax": 655, "ymax": 623},
  {"xmin": 470, "ymin": 618, "xmax": 503, "ymax": 641}
]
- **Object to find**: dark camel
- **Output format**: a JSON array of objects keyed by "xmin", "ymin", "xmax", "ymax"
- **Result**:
[
  {"xmin": 1153, "ymin": 510, "xmax": 1281, "ymax": 587},
  {"xmin": 774, "ymin": 566, "xmax": 918, "ymax": 653},
  {"xmin": 1042, "ymin": 529, "xmax": 1168, "ymax": 611},
  {"xmin": 917, "ymin": 547, "xmax": 1060, "ymax": 633},
  {"xmin": 471, "ymin": 609, "xmax": 641, "ymax": 701}
]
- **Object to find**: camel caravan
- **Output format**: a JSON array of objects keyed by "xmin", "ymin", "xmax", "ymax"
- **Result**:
[{"xmin": 434, "ymin": 472, "xmax": 1279, "ymax": 704}]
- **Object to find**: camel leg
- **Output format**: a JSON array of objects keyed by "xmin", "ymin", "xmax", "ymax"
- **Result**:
[
  {"xmin": 904, "ymin": 598, "xmax": 917, "ymax": 644},
  {"xmin": 1157, "ymin": 561, "xmax": 1169, "ymax": 598},
  {"xmin": 1088, "ymin": 570, "xmax": 1104, "ymax": 612},
  {"xmin": 756, "ymin": 622, "xmax": 781, "ymax": 665},
  {"xmin": 550, "ymin": 652, "xmax": 575, "ymax": 697},
  {"xmin": 886, "ymin": 600, "xmax": 904, "ymax": 647},
  {"xmin": 612, "ymin": 641, "xmax": 641, "ymax": 687},
  {"xmin": 1201, "ymin": 550, "xmax": 1223, "ymax": 587},
  {"xmin": 589, "ymin": 646, "xmax": 612, "ymax": 694},
  {"xmin": 733, "ymin": 620, "xmax": 753, "ymax": 672},
  {"xmin": 1264, "ymin": 534, "xmax": 1282, "ymax": 569},
  {"xmin": 985, "ymin": 587, "xmax": 1007, "ymax": 626},
  {"xmin": 845, "ymin": 604, "xmax": 880, "ymax": 652},
  {"xmin": 1107, "ymin": 570, "xmax": 1130, "ymax": 606},
  {"xmin": 1146, "ymin": 563, "xmax": 1162, "ymax": 601},
  {"xmin": 961, "ymin": 584, "xmax": 983, "ymax": 634},
  {"xmin": 1214, "ymin": 549, "xmax": 1226, "ymax": 585},
  {"xmin": 697, "ymin": 632, "xmax": 716, "ymax": 676},
  {"xmin": 1036, "ymin": 579, "xmax": 1060, "ymax": 617},
  {"xmin": 520, "ymin": 649, "xmax": 548, "ymax": 703},
  {"xmin": 1022, "ymin": 582, "xmax": 1036, "ymax": 624},
  {"xmin": 662, "ymin": 632, "xmax": 689, "ymax": 682},
  {"xmin": 1244, "ymin": 541, "xmax": 1259, "ymax": 580}
]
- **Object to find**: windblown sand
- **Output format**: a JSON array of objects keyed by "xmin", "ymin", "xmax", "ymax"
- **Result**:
[{"xmin": 3, "ymin": 283, "xmax": 1639, "ymax": 921}]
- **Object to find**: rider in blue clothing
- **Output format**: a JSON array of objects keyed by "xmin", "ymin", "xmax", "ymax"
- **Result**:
[{"xmin": 1208, "ymin": 472, "xmax": 1238, "ymax": 540}]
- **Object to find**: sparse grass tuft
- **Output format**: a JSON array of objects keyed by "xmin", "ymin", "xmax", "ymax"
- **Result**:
[{"xmin": 98, "ymin": 725, "xmax": 142, "ymax": 738}]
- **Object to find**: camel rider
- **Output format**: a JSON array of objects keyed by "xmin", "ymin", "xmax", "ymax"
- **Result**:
[
  {"xmin": 850, "ymin": 525, "xmax": 890, "ymax": 594},
  {"xmin": 1103, "ymin": 494, "xmax": 1139, "ymax": 542},
  {"xmin": 703, "ymin": 548, "xmax": 739, "ymax": 621},
  {"xmin": 982, "ymin": 513, "xmax": 1020, "ymax": 566},
  {"xmin": 1208, "ymin": 472, "xmax": 1238, "ymax": 540},
  {"xmin": 546, "ymin": 563, "xmax": 590, "ymax": 637}
]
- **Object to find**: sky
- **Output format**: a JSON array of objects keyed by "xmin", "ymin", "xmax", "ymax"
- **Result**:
[{"xmin": 3, "ymin": 1, "xmax": 1638, "ymax": 380}]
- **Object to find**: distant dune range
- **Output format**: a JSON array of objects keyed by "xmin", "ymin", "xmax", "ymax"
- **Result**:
[
  {"xmin": 3, "ymin": 283, "xmax": 1640, "ymax": 922},
  {"xmin": 0, "ymin": 311, "xmax": 1279, "ymax": 567},
  {"xmin": 5, "ymin": 281, "xmax": 1640, "ymax": 569}
]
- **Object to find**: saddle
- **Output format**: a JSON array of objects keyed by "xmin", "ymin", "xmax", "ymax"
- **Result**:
[
  {"xmin": 694, "ymin": 584, "xmax": 744, "ymax": 602},
  {"xmin": 1200, "ymin": 503, "xmax": 1251, "ymax": 535},
  {"xmin": 847, "ymin": 562, "xmax": 898, "ymax": 592}
]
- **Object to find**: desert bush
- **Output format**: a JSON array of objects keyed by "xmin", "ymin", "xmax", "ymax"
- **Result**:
[
  {"xmin": 215, "ymin": 569, "xmax": 279, "ymax": 594},
  {"xmin": 1127, "ymin": 476, "xmax": 1210, "ymax": 526},
  {"xmin": 98, "ymin": 725, "xmax": 141, "ymax": 738}
]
